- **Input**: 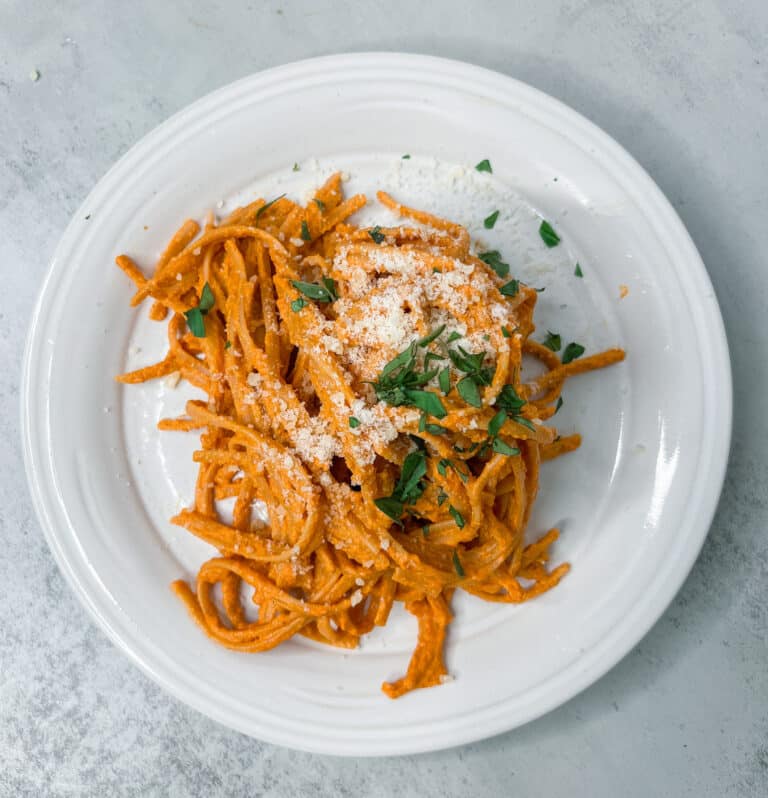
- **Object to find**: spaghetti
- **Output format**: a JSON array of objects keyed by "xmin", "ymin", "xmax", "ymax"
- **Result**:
[{"xmin": 116, "ymin": 173, "xmax": 624, "ymax": 698}]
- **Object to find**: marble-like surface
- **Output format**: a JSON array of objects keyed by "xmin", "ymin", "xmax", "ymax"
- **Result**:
[{"xmin": 2, "ymin": 1, "xmax": 766, "ymax": 795}]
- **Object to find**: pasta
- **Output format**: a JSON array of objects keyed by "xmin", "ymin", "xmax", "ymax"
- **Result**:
[{"xmin": 116, "ymin": 173, "xmax": 625, "ymax": 698}]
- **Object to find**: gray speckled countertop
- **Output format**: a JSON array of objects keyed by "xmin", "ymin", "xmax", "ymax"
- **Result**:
[{"xmin": 2, "ymin": 2, "xmax": 767, "ymax": 795}]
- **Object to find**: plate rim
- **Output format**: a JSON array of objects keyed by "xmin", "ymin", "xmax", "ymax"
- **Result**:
[{"xmin": 21, "ymin": 51, "xmax": 733, "ymax": 755}]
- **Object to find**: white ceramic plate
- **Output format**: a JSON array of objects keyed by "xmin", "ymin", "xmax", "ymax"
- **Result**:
[{"xmin": 22, "ymin": 54, "xmax": 731, "ymax": 756}]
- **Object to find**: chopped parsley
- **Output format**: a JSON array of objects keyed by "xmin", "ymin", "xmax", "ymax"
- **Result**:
[
  {"xmin": 291, "ymin": 297, "xmax": 308, "ymax": 312},
  {"xmin": 562, "ymin": 342, "xmax": 585, "ymax": 364},
  {"xmin": 495, "ymin": 384, "xmax": 526, "ymax": 415},
  {"xmin": 488, "ymin": 409, "xmax": 507, "ymax": 437},
  {"xmin": 224, "ymin": 341, "xmax": 232, "ymax": 349},
  {"xmin": 423, "ymin": 352, "xmax": 445, "ymax": 368},
  {"xmin": 374, "ymin": 449, "xmax": 428, "ymax": 524},
  {"xmin": 514, "ymin": 416, "xmax": 537, "ymax": 432},
  {"xmin": 543, "ymin": 330, "xmax": 562, "ymax": 352},
  {"xmin": 449, "ymin": 506, "xmax": 465, "ymax": 529},
  {"xmin": 452, "ymin": 549, "xmax": 466, "ymax": 577},
  {"xmin": 438, "ymin": 367, "xmax": 451, "ymax": 395},
  {"xmin": 402, "ymin": 154, "xmax": 411, "ymax": 159},
  {"xmin": 574, "ymin": 263, "xmax": 583, "ymax": 277},
  {"xmin": 184, "ymin": 282, "xmax": 215, "ymax": 338},
  {"xmin": 554, "ymin": 396, "xmax": 563, "ymax": 414},
  {"xmin": 255, "ymin": 194, "xmax": 286, "ymax": 219},
  {"xmin": 492, "ymin": 438, "xmax": 520, "ymax": 456},
  {"xmin": 539, "ymin": 220, "xmax": 560, "ymax": 247},
  {"xmin": 446, "ymin": 331, "xmax": 463, "ymax": 343},
  {"xmin": 292, "ymin": 162, "xmax": 300, "ymax": 171},
  {"xmin": 349, "ymin": 417, "xmax": 360, "ymax": 428},
  {"xmin": 417, "ymin": 324, "xmax": 446, "ymax": 347},
  {"xmin": 314, "ymin": 198, "xmax": 326, "ymax": 212},
  {"xmin": 291, "ymin": 278, "xmax": 338, "ymax": 304},
  {"xmin": 485, "ymin": 409, "xmax": 520, "ymax": 457},
  {"xmin": 479, "ymin": 250, "xmax": 509, "ymax": 278},
  {"xmin": 369, "ymin": 225, "xmax": 386, "ymax": 244},
  {"xmin": 494, "ymin": 384, "xmax": 533, "ymax": 433},
  {"xmin": 457, "ymin": 377, "xmax": 481, "ymax": 408},
  {"xmin": 501, "ymin": 326, "xmax": 512, "ymax": 338},
  {"xmin": 373, "ymin": 496, "xmax": 405, "ymax": 524},
  {"xmin": 483, "ymin": 210, "xmax": 500, "ymax": 229},
  {"xmin": 475, "ymin": 159, "xmax": 492, "ymax": 173},
  {"xmin": 300, "ymin": 220, "xmax": 311, "ymax": 241},
  {"xmin": 500, "ymin": 279, "xmax": 519, "ymax": 297},
  {"xmin": 448, "ymin": 346, "xmax": 494, "ymax": 409},
  {"xmin": 371, "ymin": 341, "xmax": 447, "ymax": 418},
  {"xmin": 422, "ymin": 525, "xmax": 430, "ymax": 537},
  {"xmin": 437, "ymin": 458, "xmax": 468, "ymax": 483}
]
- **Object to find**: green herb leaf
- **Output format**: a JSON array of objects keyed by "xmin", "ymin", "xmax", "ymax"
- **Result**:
[
  {"xmin": 479, "ymin": 250, "xmax": 509, "ymax": 278},
  {"xmin": 501, "ymin": 326, "xmax": 511, "ymax": 338},
  {"xmin": 483, "ymin": 210, "xmax": 500, "ymax": 229},
  {"xmin": 495, "ymin": 384, "xmax": 526, "ymax": 415},
  {"xmin": 488, "ymin": 410, "xmax": 507, "ymax": 438},
  {"xmin": 562, "ymin": 342, "xmax": 586, "ymax": 364},
  {"xmin": 457, "ymin": 376, "xmax": 482, "ymax": 408},
  {"xmin": 256, "ymin": 194, "xmax": 286, "ymax": 219},
  {"xmin": 554, "ymin": 396, "xmax": 563, "ymax": 414},
  {"xmin": 291, "ymin": 297, "xmax": 308, "ymax": 312},
  {"xmin": 374, "ymin": 496, "xmax": 404, "ymax": 524},
  {"xmin": 574, "ymin": 263, "xmax": 583, "ymax": 278},
  {"xmin": 292, "ymin": 162, "xmax": 300, "ymax": 171},
  {"xmin": 417, "ymin": 324, "xmax": 446, "ymax": 347},
  {"xmin": 539, "ymin": 220, "xmax": 560, "ymax": 247},
  {"xmin": 513, "ymin": 415, "xmax": 537, "ymax": 432},
  {"xmin": 437, "ymin": 489, "xmax": 448, "ymax": 506},
  {"xmin": 425, "ymin": 423, "xmax": 448, "ymax": 436},
  {"xmin": 314, "ymin": 198, "xmax": 326, "ymax": 212},
  {"xmin": 184, "ymin": 306, "xmax": 205, "ymax": 337},
  {"xmin": 224, "ymin": 341, "xmax": 232, "ymax": 349},
  {"xmin": 349, "ymin": 417, "xmax": 360, "ymax": 428},
  {"xmin": 422, "ymin": 525, "xmax": 430, "ymax": 536},
  {"xmin": 543, "ymin": 330, "xmax": 562, "ymax": 352},
  {"xmin": 424, "ymin": 352, "xmax": 445, "ymax": 368},
  {"xmin": 402, "ymin": 154, "xmax": 411, "ymax": 159},
  {"xmin": 292, "ymin": 280, "xmax": 336, "ymax": 303},
  {"xmin": 438, "ymin": 367, "xmax": 451, "ymax": 394},
  {"xmin": 447, "ymin": 331, "xmax": 462, "ymax": 343},
  {"xmin": 380, "ymin": 341, "xmax": 417, "ymax": 378},
  {"xmin": 418, "ymin": 411, "xmax": 427, "ymax": 433},
  {"xmin": 475, "ymin": 159, "xmax": 492, "ymax": 173},
  {"xmin": 199, "ymin": 282, "xmax": 215, "ymax": 313},
  {"xmin": 449, "ymin": 506, "xmax": 465, "ymax": 529},
  {"xmin": 500, "ymin": 279, "xmax": 519, "ymax": 297},
  {"xmin": 437, "ymin": 459, "xmax": 449, "ymax": 478},
  {"xmin": 452, "ymin": 550, "xmax": 465, "ymax": 577},
  {"xmin": 397, "ymin": 451, "xmax": 428, "ymax": 502},
  {"xmin": 492, "ymin": 438, "xmax": 520, "ymax": 456},
  {"xmin": 300, "ymin": 220, "xmax": 311, "ymax": 242},
  {"xmin": 407, "ymin": 390, "xmax": 447, "ymax": 418},
  {"xmin": 321, "ymin": 276, "xmax": 339, "ymax": 300},
  {"xmin": 369, "ymin": 225, "xmax": 386, "ymax": 244},
  {"xmin": 184, "ymin": 282, "xmax": 216, "ymax": 337}
]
